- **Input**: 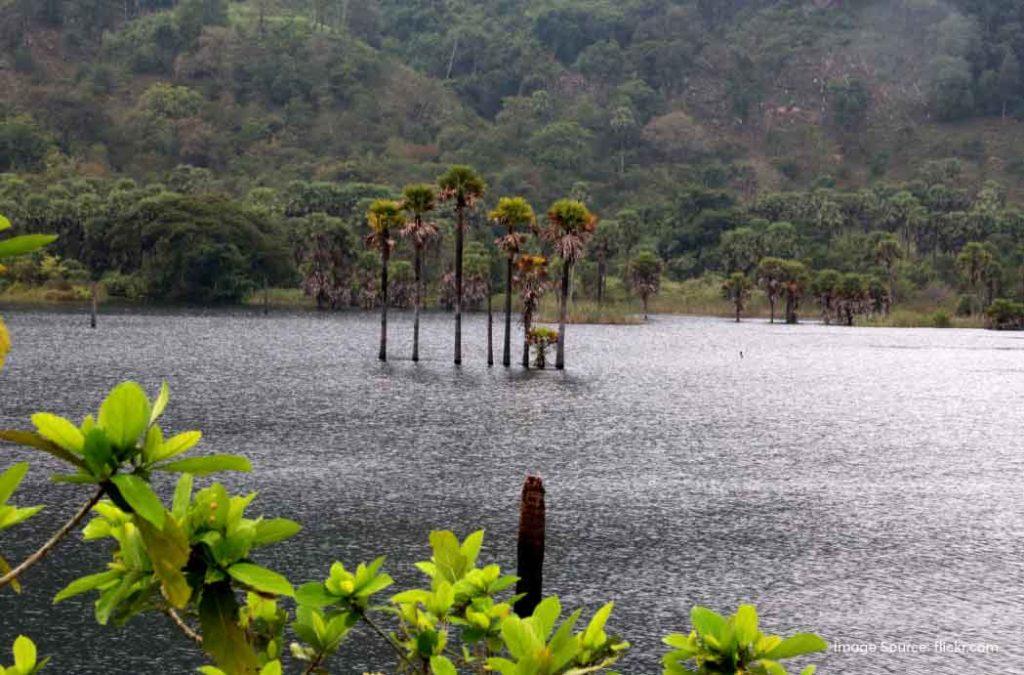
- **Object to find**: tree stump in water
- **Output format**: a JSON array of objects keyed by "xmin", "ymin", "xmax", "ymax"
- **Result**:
[{"xmin": 514, "ymin": 475, "xmax": 545, "ymax": 617}]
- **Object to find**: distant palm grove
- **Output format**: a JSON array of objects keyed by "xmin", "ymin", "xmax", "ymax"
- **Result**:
[{"xmin": 1, "ymin": 0, "xmax": 1024, "ymax": 330}]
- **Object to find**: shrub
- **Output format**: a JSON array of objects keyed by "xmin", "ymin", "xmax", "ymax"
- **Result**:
[
  {"xmin": 101, "ymin": 272, "xmax": 148, "ymax": 301},
  {"xmin": 931, "ymin": 310, "xmax": 952, "ymax": 328}
]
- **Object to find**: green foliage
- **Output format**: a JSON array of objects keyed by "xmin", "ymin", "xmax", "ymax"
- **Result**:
[
  {"xmin": 0, "ymin": 636, "xmax": 47, "ymax": 675},
  {"xmin": 437, "ymin": 166, "xmax": 486, "ymax": 210},
  {"xmin": 1, "ymin": 380, "xmax": 248, "ymax": 507},
  {"xmin": 986, "ymin": 298, "xmax": 1024, "ymax": 328},
  {"xmin": 662, "ymin": 604, "xmax": 826, "ymax": 675}
]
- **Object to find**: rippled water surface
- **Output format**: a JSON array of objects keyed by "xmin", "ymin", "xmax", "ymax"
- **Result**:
[{"xmin": 1, "ymin": 307, "xmax": 1022, "ymax": 674}]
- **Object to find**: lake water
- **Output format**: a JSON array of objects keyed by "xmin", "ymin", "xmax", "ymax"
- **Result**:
[{"xmin": 1, "ymin": 307, "xmax": 1022, "ymax": 674}]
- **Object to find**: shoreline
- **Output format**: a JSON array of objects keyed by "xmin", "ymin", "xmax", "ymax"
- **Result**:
[{"xmin": 0, "ymin": 288, "xmax": 991, "ymax": 329}]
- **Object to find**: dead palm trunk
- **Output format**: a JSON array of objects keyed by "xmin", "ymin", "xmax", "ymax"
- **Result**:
[
  {"xmin": 412, "ymin": 248, "xmax": 422, "ymax": 362},
  {"xmin": 379, "ymin": 233, "xmax": 389, "ymax": 362},
  {"xmin": 502, "ymin": 257, "xmax": 513, "ymax": 367},
  {"xmin": 555, "ymin": 261, "xmax": 569, "ymax": 370},
  {"xmin": 454, "ymin": 206, "xmax": 464, "ymax": 365},
  {"xmin": 514, "ymin": 476, "xmax": 545, "ymax": 617}
]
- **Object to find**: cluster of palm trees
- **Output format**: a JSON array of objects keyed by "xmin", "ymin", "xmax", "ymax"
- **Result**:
[{"xmin": 365, "ymin": 165, "xmax": 598, "ymax": 369}]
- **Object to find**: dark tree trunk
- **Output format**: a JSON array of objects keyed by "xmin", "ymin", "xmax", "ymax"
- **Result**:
[
  {"xmin": 556, "ymin": 261, "xmax": 569, "ymax": 370},
  {"xmin": 413, "ymin": 249, "xmax": 422, "ymax": 362},
  {"xmin": 522, "ymin": 312, "xmax": 531, "ymax": 369},
  {"xmin": 454, "ymin": 207, "xmax": 464, "ymax": 365},
  {"xmin": 642, "ymin": 295, "xmax": 648, "ymax": 320},
  {"xmin": 514, "ymin": 476, "xmax": 545, "ymax": 617},
  {"xmin": 735, "ymin": 302, "xmax": 741, "ymax": 323},
  {"xmin": 262, "ymin": 276, "xmax": 269, "ymax": 316},
  {"xmin": 90, "ymin": 281, "xmax": 98, "ymax": 329},
  {"xmin": 379, "ymin": 234, "xmax": 389, "ymax": 362},
  {"xmin": 769, "ymin": 297, "xmax": 776, "ymax": 324},
  {"xmin": 502, "ymin": 257, "xmax": 513, "ymax": 367},
  {"xmin": 487, "ymin": 287, "xmax": 493, "ymax": 366},
  {"xmin": 597, "ymin": 255, "xmax": 606, "ymax": 304},
  {"xmin": 785, "ymin": 293, "xmax": 797, "ymax": 324}
]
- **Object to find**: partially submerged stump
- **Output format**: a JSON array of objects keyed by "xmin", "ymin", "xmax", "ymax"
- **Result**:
[{"xmin": 514, "ymin": 475, "xmax": 545, "ymax": 617}]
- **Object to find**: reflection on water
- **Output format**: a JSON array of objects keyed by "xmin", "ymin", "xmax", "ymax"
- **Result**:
[{"xmin": 1, "ymin": 307, "xmax": 1022, "ymax": 674}]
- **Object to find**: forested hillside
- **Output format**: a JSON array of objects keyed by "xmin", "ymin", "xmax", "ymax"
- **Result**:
[{"xmin": 1, "ymin": 0, "xmax": 1023, "ymax": 322}]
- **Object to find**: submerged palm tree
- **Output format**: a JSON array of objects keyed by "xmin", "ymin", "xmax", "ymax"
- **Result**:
[
  {"xmin": 542, "ymin": 199, "xmax": 597, "ymax": 369},
  {"xmin": 514, "ymin": 255, "xmax": 550, "ymax": 369},
  {"xmin": 722, "ymin": 272, "xmax": 753, "ymax": 323},
  {"xmin": 490, "ymin": 197, "xmax": 535, "ymax": 367},
  {"xmin": 400, "ymin": 184, "xmax": 439, "ymax": 362},
  {"xmin": 366, "ymin": 199, "xmax": 405, "ymax": 362},
  {"xmin": 438, "ymin": 166, "xmax": 486, "ymax": 365}
]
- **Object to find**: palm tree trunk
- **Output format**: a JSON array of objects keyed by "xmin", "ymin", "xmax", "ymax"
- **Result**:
[
  {"xmin": 769, "ymin": 297, "xmax": 776, "ymax": 324},
  {"xmin": 413, "ymin": 249, "xmax": 422, "ymax": 362},
  {"xmin": 735, "ymin": 302, "xmax": 741, "ymax": 323},
  {"xmin": 642, "ymin": 295, "xmax": 648, "ymax": 320},
  {"xmin": 502, "ymin": 258, "xmax": 512, "ymax": 367},
  {"xmin": 522, "ymin": 311, "xmax": 531, "ymax": 369},
  {"xmin": 556, "ymin": 261, "xmax": 569, "ymax": 370},
  {"xmin": 90, "ymin": 281, "xmax": 98, "ymax": 329},
  {"xmin": 454, "ymin": 208, "xmax": 464, "ymax": 365},
  {"xmin": 597, "ymin": 255, "xmax": 606, "ymax": 304},
  {"xmin": 487, "ymin": 286, "xmax": 493, "ymax": 366},
  {"xmin": 785, "ymin": 294, "xmax": 797, "ymax": 324},
  {"xmin": 379, "ymin": 238, "xmax": 388, "ymax": 362}
]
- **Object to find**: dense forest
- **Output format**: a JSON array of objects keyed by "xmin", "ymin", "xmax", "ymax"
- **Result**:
[{"xmin": 1, "ymin": 0, "xmax": 1023, "ymax": 324}]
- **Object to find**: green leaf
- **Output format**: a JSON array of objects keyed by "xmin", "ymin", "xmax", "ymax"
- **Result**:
[
  {"xmin": 151, "ymin": 431, "xmax": 202, "ymax": 462},
  {"xmin": 430, "ymin": 655, "xmax": 457, "ymax": 675},
  {"xmin": 690, "ymin": 606, "xmax": 727, "ymax": 641},
  {"xmin": 0, "ymin": 234, "xmax": 58, "ymax": 259},
  {"xmin": 734, "ymin": 604, "xmax": 759, "ymax": 645},
  {"xmin": 252, "ymin": 518, "xmax": 301, "ymax": 546},
  {"xmin": 460, "ymin": 529, "xmax": 485, "ymax": 566},
  {"xmin": 583, "ymin": 601, "xmax": 614, "ymax": 645},
  {"xmin": 0, "ymin": 214, "xmax": 9, "ymax": 232},
  {"xmin": 12, "ymin": 635, "xmax": 36, "ymax": 672},
  {"xmin": 0, "ymin": 430, "xmax": 86, "ymax": 470},
  {"xmin": 98, "ymin": 382, "xmax": 151, "ymax": 451},
  {"xmin": 763, "ymin": 634, "xmax": 828, "ymax": 660},
  {"xmin": 53, "ymin": 570, "xmax": 121, "ymax": 603},
  {"xmin": 172, "ymin": 474, "xmax": 193, "ymax": 519},
  {"xmin": 800, "ymin": 667, "xmax": 817, "ymax": 675},
  {"xmin": 0, "ymin": 462, "xmax": 29, "ymax": 504},
  {"xmin": 197, "ymin": 667, "xmax": 227, "ymax": 675},
  {"xmin": 227, "ymin": 563, "xmax": 294, "ymax": 597},
  {"xmin": 136, "ymin": 515, "xmax": 191, "ymax": 608},
  {"xmin": 30, "ymin": 413, "xmax": 84, "ymax": 454},
  {"xmin": 82, "ymin": 429, "xmax": 114, "ymax": 478},
  {"xmin": 109, "ymin": 474, "xmax": 165, "ymax": 528},
  {"xmin": 150, "ymin": 381, "xmax": 170, "ymax": 425},
  {"xmin": 153, "ymin": 454, "xmax": 250, "ymax": 476},
  {"xmin": 0, "ymin": 554, "xmax": 21, "ymax": 593},
  {"xmin": 199, "ymin": 582, "xmax": 261, "ymax": 674},
  {"xmin": 259, "ymin": 662, "xmax": 282, "ymax": 675},
  {"xmin": 295, "ymin": 582, "xmax": 336, "ymax": 608}
]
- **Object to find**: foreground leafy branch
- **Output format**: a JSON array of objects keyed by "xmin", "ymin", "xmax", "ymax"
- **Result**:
[{"xmin": 0, "ymin": 379, "xmax": 828, "ymax": 674}]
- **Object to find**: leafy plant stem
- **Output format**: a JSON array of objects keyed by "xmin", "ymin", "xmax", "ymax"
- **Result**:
[
  {"xmin": 359, "ymin": 610, "xmax": 417, "ymax": 671},
  {"xmin": 0, "ymin": 486, "xmax": 104, "ymax": 590},
  {"xmin": 164, "ymin": 607, "xmax": 202, "ymax": 645}
]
